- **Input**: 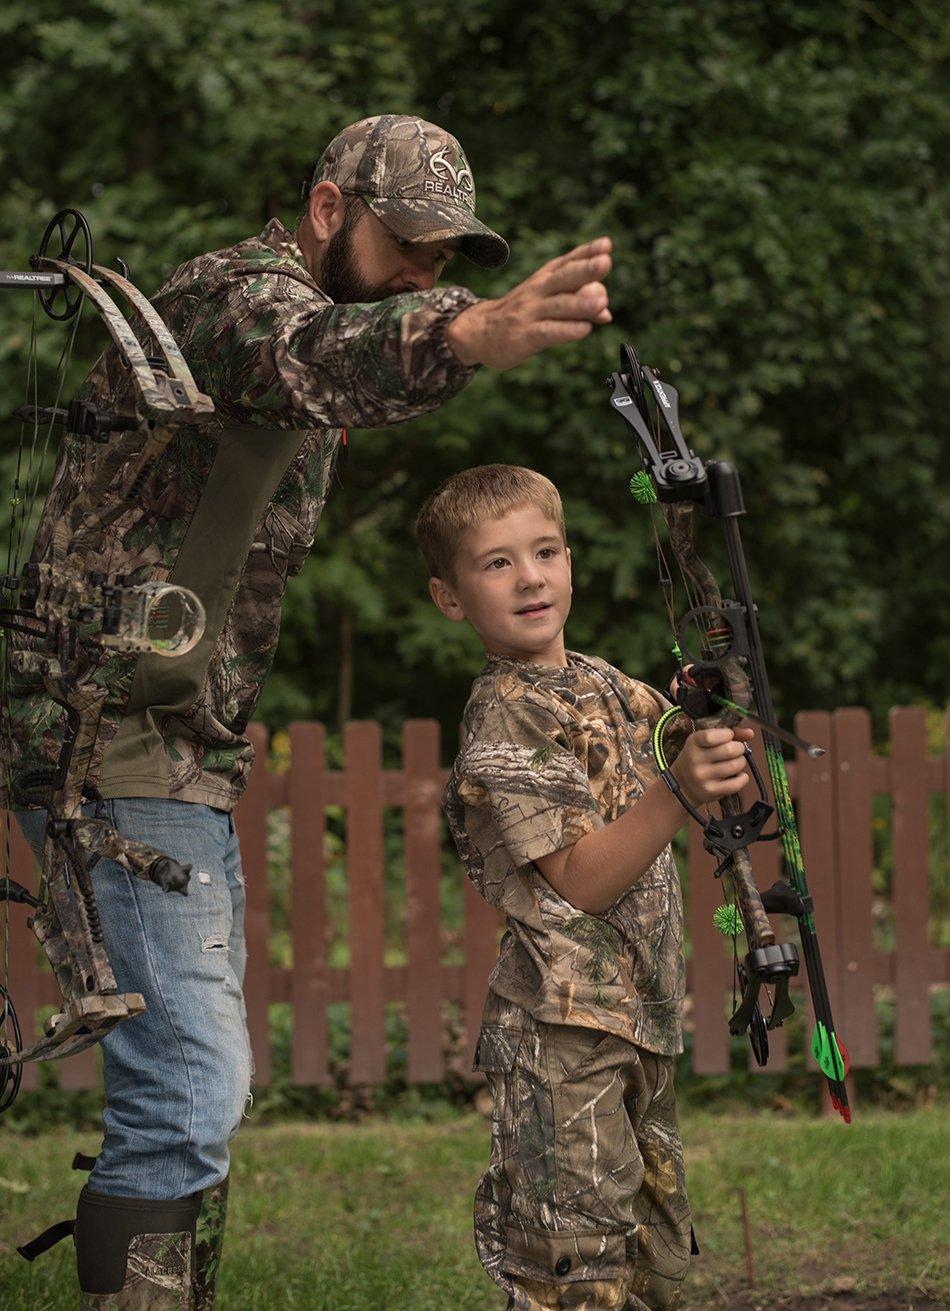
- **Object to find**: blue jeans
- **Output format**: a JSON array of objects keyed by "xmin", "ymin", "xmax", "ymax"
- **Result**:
[{"xmin": 16, "ymin": 797, "xmax": 252, "ymax": 1200}]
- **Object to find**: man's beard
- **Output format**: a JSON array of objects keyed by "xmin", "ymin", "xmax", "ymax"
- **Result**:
[{"xmin": 319, "ymin": 210, "xmax": 391, "ymax": 304}]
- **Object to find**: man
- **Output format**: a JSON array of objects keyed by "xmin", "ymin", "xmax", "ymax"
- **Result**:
[{"xmin": 8, "ymin": 112, "xmax": 612, "ymax": 1307}]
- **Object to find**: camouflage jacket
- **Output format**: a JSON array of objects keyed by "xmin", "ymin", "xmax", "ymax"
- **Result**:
[
  {"xmin": 5, "ymin": 219, "xmax": 478, "ymax": 810},
  {"xmin": 444, "ymin": 650, "xmax": 686, "ymax": 1055}
]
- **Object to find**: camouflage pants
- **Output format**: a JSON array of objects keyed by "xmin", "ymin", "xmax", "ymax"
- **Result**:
[{"xmin": 473, "ymin": 994, "xmax": 692, "ymax": 1311}]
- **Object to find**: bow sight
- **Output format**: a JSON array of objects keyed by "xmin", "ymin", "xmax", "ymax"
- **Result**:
[{"xmin": 0, "ymin": 208, "xmax": 211, "ymax": 1110}]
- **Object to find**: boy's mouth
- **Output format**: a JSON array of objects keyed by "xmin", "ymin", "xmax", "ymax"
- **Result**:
[{"xmin": 516, "ymin": 601, "xmax": 552, "ymax": 615}]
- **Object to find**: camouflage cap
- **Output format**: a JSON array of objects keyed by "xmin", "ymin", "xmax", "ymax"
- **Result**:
[{"xmin": 306, "ymin": 114, "xmax": 509, "ymax": 270}]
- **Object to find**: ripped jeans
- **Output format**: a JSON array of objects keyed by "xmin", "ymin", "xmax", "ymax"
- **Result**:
[{"xmin": 16, "ymin": 797, "xmax": 252, "ymax": 1200}]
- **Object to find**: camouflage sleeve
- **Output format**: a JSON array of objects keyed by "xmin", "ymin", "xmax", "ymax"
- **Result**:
[
  {"xmin": 456, "ymin": 698, "xmax": 604, "ymax": 867},
  {"xmin": 185, "ymin": 272, "xmax": 480, "ymax": 430}
]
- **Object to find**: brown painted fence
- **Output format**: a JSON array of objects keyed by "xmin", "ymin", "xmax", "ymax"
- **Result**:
[{"xmin": 1, "ymin": 707, "xmax": 947, "ymax": 1097}]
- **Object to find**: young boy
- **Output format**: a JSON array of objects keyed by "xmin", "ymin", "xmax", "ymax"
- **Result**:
[{"xmin": 415, "ymin": 464, "xmax": 752, "ymax": 1311}]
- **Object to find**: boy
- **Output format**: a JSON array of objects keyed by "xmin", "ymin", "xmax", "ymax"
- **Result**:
[{"xmin": 415, "ymin": 465, "xmax": 752, "ymax": 1311}]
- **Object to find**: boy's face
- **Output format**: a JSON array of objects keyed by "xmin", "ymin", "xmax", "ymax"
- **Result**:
[{"xmin": 429, "ymin": 505, "xmax": 572, "ymax": 666}]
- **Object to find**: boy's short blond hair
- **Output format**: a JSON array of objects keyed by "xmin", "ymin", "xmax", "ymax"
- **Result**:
[{"xmin": 415, "ymin": 464, "xmax": 566, "ymax": 582}]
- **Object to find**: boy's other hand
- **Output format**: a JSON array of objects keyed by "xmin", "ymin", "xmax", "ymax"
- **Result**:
[
  {"xmin": 446, "ymin": 238, "xmax": 612, "ymax": 369},
  {"xmin": 668, "ymin": 725, "xmax": 755, "ymax": 809}
]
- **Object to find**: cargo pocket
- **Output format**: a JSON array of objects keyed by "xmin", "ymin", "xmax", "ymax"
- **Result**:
[
  {"xmin": 473, "ymin": 1025, "xmax": 524, "ymax": 1165},
  {"xmin": 502, "ymin": 1220, "xmax": 626, "ymax": 1286},
  {"xmin": 545, "ymin": 1025, "xmax": 645, "ymax": 1227}
]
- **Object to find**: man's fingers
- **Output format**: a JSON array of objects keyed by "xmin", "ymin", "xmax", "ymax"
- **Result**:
[
  {"xmin": 526, "ymin": 320, "xmax": 595, "ymax": 351},
  {"xmin": 544, "ymin": 237, "xmax": 613, "ymax": 274},
  {"xmin": 534, "ymin": 285, "xmax": 610, "ymax": 322},
  {"xmin": 540, "ymin": 253, "xmax": 612, "ymax": 296}
]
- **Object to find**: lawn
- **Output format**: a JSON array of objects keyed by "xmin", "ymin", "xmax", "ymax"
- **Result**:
[{"xmin": 0, "ymin": 1107, "xmax": 947, "ymax": 1309}]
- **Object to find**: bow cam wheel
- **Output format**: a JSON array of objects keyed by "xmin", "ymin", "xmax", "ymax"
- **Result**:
[{"xmin": 33, "ymin": 208, "xmax": 93, "ymax": 321}]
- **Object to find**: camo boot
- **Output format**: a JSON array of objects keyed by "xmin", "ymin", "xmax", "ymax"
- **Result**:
[
  {"xmin": 75, "ymin": 1186, "xmax": 201, "ymax": 1309},
  {"xmin": 192, "ymin": 1177, "xmax": 229, "ymax": 1310}
]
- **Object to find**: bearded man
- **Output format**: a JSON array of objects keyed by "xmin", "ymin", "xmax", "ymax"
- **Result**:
[{"xmin": 9, "ymin": 113, "xmax": 612, "ymax": 1307}]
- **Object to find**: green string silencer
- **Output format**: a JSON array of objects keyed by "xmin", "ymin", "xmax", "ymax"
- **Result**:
[
  {"xmin": 629, "ymin": 471, "xmax": 657, "ymax": 504},
  {"xmin": 713, "ymin": 903, "xmax": 743, "ymax": 939}
]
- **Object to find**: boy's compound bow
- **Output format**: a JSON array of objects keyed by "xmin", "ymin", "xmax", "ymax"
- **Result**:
[
  {"xmin": 609, "ymin": 343, "xmax": 850, "ymax": 1121},
  {"xmin": 0, "ymin": 209, "xmax": 211, "ymax": 1110}
]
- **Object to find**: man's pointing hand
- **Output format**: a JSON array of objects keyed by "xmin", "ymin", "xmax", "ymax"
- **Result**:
[{"xmin": 447, "ymin": 237, "xmax": 612, "ymax": 370}]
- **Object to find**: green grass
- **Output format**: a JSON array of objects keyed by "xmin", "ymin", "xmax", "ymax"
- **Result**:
[{"xmin": 0, "ymin": 1108, "xmax": 947, "ymax": 1309}]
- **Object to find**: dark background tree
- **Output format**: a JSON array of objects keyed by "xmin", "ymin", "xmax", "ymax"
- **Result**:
[{"xmin": 1, "ymin": 0, "xmax": 947, "ymax": 762}]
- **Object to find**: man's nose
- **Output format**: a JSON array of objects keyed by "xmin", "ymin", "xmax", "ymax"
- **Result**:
[{"xmin": 402, "ymin": 263, "xmax": 437, "ymax": 292}]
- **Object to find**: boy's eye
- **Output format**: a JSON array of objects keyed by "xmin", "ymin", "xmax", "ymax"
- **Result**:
[
  {"xmin": 538, "ymin": 548, "xmax": 557, "ymax": 559},
  {"xmin": 485, "ymin": 558, "xmax": 508, "ymax": 570}
]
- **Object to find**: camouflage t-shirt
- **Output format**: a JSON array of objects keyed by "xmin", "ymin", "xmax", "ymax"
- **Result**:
[
  {"xmin": 444, "ymin": 650, "xmax": 686, "ymax": 1055},
  {"xmin": 4, "ymin": 219, "xmax": 478, "ymax": 811}
]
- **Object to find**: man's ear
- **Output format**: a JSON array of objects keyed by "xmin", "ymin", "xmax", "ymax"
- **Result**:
[
  {"xmin": 306, "ymin": 181, "xmax": 346, "ymax": 242},
  {"xmin": 428, "ymin": 576, "xmax": 466, "ymax": 622}
]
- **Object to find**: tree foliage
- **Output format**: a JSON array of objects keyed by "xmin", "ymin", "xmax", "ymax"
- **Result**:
[{"xmin": 1, "ymin": 0, "xmax": 947, "ymax": 759}]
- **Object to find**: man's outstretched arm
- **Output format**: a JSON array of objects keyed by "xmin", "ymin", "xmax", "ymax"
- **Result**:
[{"xmin": 200, "ymin": 235, "xmax": 613, "ymax": 432}]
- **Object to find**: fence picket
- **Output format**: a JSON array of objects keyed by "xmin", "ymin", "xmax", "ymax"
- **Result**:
[
  {"xmin": 891, "ymin": 708, "xmax": 931, "ymax": 1065},
  {"xmin": 689, "ymin": 824, "xmax": 730, "ymax": 1075},
  {"xmin": 237, "ymin": 722, "xmax": 272, "ymax": 1087},
  {"xmin": 2, "ymin": 814, "xmax": 40, "ymax": 1092},
  {"xmin": 834, "ymin": 709, "xmax": 878, "ymax": 1067},
  {"xmin": 346, "ymin": 722, "xmax": 386, "ymax": 1085},
  {"xmin": 404, "ymin": 721, "xmax": 444, "ymax": 1083},
  {"xmin": 290, "ymin": 722, "xmax": 330, "ymax": 1086}
]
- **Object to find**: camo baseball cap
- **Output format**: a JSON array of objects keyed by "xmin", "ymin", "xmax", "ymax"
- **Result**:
[{"xmin": 305, "ymin": 114, "xmax": 509, "ymax": 270}]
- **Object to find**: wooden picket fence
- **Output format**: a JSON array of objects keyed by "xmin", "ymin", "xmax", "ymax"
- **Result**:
[{"xmin": 1, "ymin": 706, "xmax": 947, "ymax": 1097}]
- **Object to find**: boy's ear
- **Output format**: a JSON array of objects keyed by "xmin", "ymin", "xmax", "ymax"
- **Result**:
[{"xmin": 428, "ymin": 576, "xmax": 466, "ymax": 622}]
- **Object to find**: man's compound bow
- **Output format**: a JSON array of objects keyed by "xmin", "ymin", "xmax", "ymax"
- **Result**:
[
  {"xmin": 608, "ymin": 343, "xmax": 851, "ymax": 1121},
  {"xmin": 0, "ymin": 209, "xmax": 211, "ymax": 1110}
]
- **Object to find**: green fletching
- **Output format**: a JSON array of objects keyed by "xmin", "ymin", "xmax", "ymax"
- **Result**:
[
  {"xmin": 811, "ymin": 1021, "xmax": 847, "ymax": 1081},
  {"xmin": 629, "ymin": 472, "xmax": 657, "ymax": 504},
  {"xmin": 713, "ymin": 904, "xmax": 743, "ymax": 938}
]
